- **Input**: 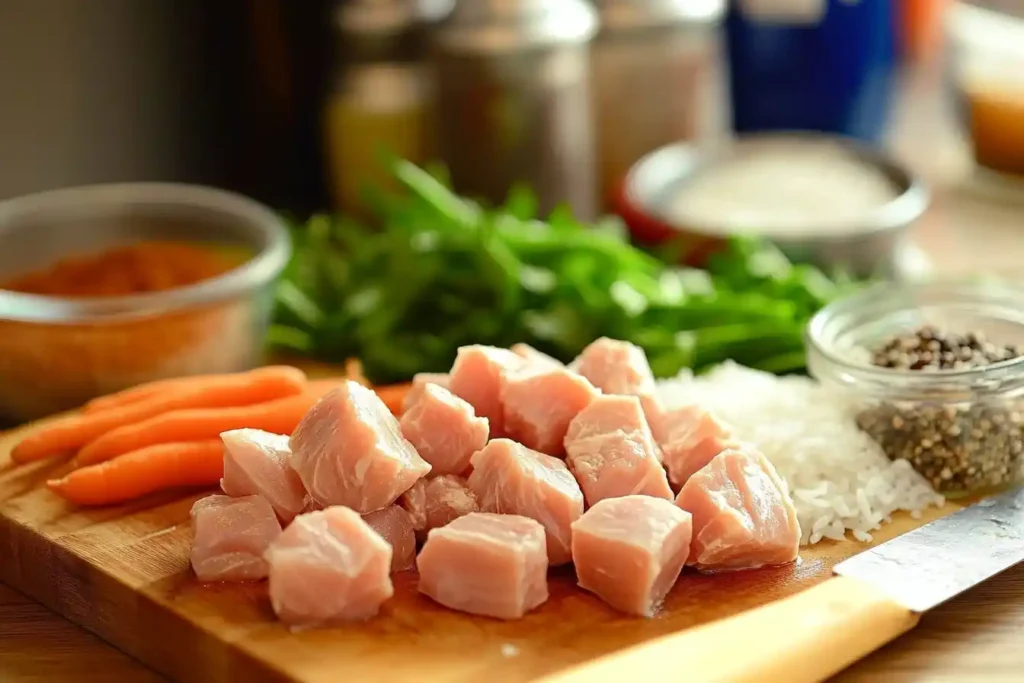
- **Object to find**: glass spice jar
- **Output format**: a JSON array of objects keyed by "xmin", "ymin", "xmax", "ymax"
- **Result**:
[{"xmin": 806, "ymin": 279, "xmax": 1024, "ymax": 498}]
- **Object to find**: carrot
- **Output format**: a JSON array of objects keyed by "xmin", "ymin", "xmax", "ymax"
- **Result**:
[
  {"xmin": 73, "ymin": 385, "xmax": 338, "ymax": 467},
  {"xmin": 11, "ymin": 365, "xmax": 308, "ymax": 464},
  {"xmin": 83, "ymin": 382, "xmax": 179, "ymax": 414},
  {"xmin": 48, "ymin": 440, "xmax": 224, "ymax": 506},
  {"xmin": 374, "ymin": 383, "xmax": 412, "ymax": 416},
  {"xmin": 82, "ymin": 372, "xmax": 250, "ymax": 414},
  {"xmin": 306, "ymin": 378, "xmax": 347, "ymax": 395},
  {"xmin": 87, "ymin": 368, "xmax": 355, "ymax": 414}
]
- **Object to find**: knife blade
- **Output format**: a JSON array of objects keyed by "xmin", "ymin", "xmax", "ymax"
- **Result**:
[
  {"xmin": 538, "ymin": 487, "xmax": 1024, "ymax": 683},
  {"xmin": 834, "ymin": 485, "xmax": 1024, "ymax": 613}
]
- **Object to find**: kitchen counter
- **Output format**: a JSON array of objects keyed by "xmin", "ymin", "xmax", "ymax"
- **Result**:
[{"xmin": 3, "ymin": 64, "xmax": 1024, "ymax": 683}]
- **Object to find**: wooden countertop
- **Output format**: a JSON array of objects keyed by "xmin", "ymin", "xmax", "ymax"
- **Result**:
[{"xmin": 4, "ymin": 64, "xmax": 1024, "ymax": 683}]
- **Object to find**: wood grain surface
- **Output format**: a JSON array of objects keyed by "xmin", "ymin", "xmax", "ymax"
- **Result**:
[{"xmin": 0, "ymin": 409, "xmax": 970, "ymax": 683}]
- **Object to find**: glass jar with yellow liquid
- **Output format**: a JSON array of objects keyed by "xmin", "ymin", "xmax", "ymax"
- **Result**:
[{"xmin": 322, "ymin": 0, "xmax": 442, "ymax": 217}]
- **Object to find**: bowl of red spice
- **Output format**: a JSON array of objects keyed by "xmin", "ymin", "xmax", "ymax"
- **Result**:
[{"xmin": 0, "ymin": 183, "xmax": 290, "ymax": 422}]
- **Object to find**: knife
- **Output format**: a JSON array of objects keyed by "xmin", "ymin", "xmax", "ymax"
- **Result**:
[{"xmin": 538, "ymin": 486, "xmax": 1024, "ymax": 683}]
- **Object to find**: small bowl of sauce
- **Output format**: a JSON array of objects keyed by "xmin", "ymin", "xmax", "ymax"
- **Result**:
[
  {"xmin": 0, "ymin": 183, "xmax": 289, "ymax": 422},
  {"xmin": 618, "ymin": 133, "xmax": 931, "ymax": 278}
]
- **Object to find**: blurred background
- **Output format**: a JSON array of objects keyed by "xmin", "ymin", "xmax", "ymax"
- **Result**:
[
  {"xmin": 2, "ymin": 0, "xmax": 1024, "ymax": 418},
  {"xmin": 0, "ymin": 1, "xmax": 1017, "ymax": 262}
]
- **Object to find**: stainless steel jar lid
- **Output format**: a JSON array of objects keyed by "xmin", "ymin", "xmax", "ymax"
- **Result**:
[
  {"xmin": 434, "ymin": 0, "xmax": 599, "ymax": 53},
  {"xmin": 592, "ymin": 0, "xmax": 725, "ymax": 32}
]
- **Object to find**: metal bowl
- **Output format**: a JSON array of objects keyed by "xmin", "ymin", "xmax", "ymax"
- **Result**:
[
  {"xmin": 619, "ymin": 132, "xmax": 931, "ymax": 278},
  {"xmin": 0, "ymin": 183, "xmax": 290, "ymax": 422}
]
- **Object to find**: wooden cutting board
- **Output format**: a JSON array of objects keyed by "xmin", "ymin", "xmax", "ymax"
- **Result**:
[{"xmin": 0, "ymin": 394, "xmax": 965, "ymax": 683}]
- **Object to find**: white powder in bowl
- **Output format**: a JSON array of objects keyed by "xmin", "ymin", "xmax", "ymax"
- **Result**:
[{"xmin": 667, "ymin": 142, "xmax": 901, "ymax": 237}]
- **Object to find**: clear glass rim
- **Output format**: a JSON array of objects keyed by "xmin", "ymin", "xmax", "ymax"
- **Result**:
[
  {"xmin": 0, "ymin": 183, "xmax": 291, "ymax": 325},
  {"xmin": 806, "ymin": 278, "xmax": 1024, "ymax": 395}
]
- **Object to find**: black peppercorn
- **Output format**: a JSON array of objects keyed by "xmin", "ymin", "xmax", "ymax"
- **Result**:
[{"xmin": 857, "ymin": 326, "xmax": 1024, "ymax": 494}]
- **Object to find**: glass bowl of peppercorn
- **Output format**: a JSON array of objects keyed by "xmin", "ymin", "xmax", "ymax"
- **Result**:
[{"xmin": 806, "ymin": 278, "xmax": 1024, "ymax": 498}]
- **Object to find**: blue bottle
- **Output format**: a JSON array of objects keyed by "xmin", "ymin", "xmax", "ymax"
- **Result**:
[{"xmin": 726, "ymin": 0, "xmax": 899, "ymax": 143}]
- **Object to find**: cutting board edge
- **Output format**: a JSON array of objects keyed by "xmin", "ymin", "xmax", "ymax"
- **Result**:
[
  {"xmin": 0, "ymin": 509, "xmax": 294, "ymax": 683},
  {"xmin": 0, "ymin": 371, "xmax": 969, "ymax": 683}
]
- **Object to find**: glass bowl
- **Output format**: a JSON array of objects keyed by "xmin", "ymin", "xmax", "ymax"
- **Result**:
[
  {"xmin": 0, "ymin": 183, "xmax": 290, "ymax": 423},
  {"xmin": 806, "ymin": 278, "xmax": 1024, "ymax": 497}
]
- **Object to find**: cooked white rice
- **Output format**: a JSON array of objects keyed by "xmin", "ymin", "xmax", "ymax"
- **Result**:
[{"xmin": 657, "ymin": 362, "xmax": 945, "ymax": 546}]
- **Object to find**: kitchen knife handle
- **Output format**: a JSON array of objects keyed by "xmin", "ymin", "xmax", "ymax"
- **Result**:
[{"xmin": 537, "ymin": 575, "xmax": 920, "ymax": 683}]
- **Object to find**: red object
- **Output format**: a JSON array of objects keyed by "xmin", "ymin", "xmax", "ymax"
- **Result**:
[
  {"xmin": 610, "ymin": 177, "xmax": 726, "ymax": 269},
  {"xmin": 898, "ymin": 0, "xmax": 950, "ymax": 63}
]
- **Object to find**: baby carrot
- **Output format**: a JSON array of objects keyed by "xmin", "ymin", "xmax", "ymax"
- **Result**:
[
  {"xmin": 12, "ymin": 366, "xmax": 308, "ymax": 464},
  {"xmin": 47, "ymin": 440, "xmax": 224, "ymax": 506},
  {"xmin": 82, "ymin": 382, "xmax": 180, "ymax": 414},
  {"xmin": 73, "ymin": 386, "xmax": 336, "ymax": 467},
  {"xmin": 82, "ymin": 372, "xmax": 250, "ymax": 414},
  {"xmin": 374, "ymin": 383, "xmax": 412, "ymax": 416},
  {"xmin": 87, "ymin": 371, "xmax": 350, "ymax": 414}
]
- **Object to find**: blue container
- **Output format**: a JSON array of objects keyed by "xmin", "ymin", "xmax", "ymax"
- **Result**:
[{"xmin": 726, "ymin": 0, "xmax": 898, "ymax": 143}]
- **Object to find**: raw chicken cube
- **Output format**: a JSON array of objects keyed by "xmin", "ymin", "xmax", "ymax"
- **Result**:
[
  {"xmin": 417, "ymin": 512, "xmax": 548, "ymax": 620},
  {"xmin": 265, "ymin": 507, "xmax": 394, "ymax": 627},
  {"xmin": 447, "ymin": 345, "xmax": 525, "ymax": 438},
  {"xmin": 675, "ymin": 447, "xmax": 800, "ymax": 572},
  {"xmin": 564, "ymin": 395, "xmax": 673, "ymax": 505},
  {"xmin": 399, "ymin": 474, "xmax": 480, "ymax": 538},
  {"xmin": 511, "ymin": 343, "xmax": 563, "ymax": 369},
  {"xmin": 570, "ymin": 337, "xmax": 665, "ymax": 433},
  {"xmin": 289, "ymin": 381, "xmax": 431, "ymax": 513},
  {"xmin": 571, "ymin": 495, "xmax": 692, "ymax": 617},
  {"xmin": 220, "ymin": 428, "xmax": 308, "ymax": 523},
  {"xmin": 501, "ymin": 366, "xmax": 598, "ymax": 456},
  {"xmin": 190, "ymin": 494, "xmax": 282, "ymax": 583},
  {"xmin": 403, "ymin": 373, "xmax": 450, "ymax": 413},
  {"xmin": 467, "ymin": 438, "xmax": 584, "ymax": 565},
  {"xmin": 363, "ymin": 505, "xmax": 417, "ymax": 572},
  {"xmin": 570, "ymin": 337, "xmax": 657, "ymax": 397},
  {"xmin": 655, "ymin": 403, "xmax": 737, "ymax": 487},
  {"xmin": 400, "ymin": 384, "xmax": 489, "ymax": 476}
]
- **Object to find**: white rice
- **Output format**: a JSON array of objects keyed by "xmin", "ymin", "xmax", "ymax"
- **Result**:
[{"xmin": 657, "ymin": 362, "xmax": 945, "ymax": 546}]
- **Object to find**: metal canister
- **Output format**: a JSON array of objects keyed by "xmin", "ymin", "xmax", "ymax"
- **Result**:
[
  {"xmin": 430, "ymin": 0, "xmax": 599, "ymax": 220},
  {"xmin": 592, "ymin": 0, "xmax": 726, "ymax": 211}
]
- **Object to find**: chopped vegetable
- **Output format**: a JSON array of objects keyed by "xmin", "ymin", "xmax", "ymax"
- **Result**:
[
  {"xmin": 270, "ymin": 160, "xmax": 858, "ymax": 384},
  {"xmin": 48, "ymin": 440, "xmax": 224, "ymax": 506},
  {"xmin": 12, "ymin": 366, "xmax": 309, "ymax": 463}
]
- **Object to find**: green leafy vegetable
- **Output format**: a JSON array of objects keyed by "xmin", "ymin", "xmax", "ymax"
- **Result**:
[{"xmin": 270, "ymin": 160, "xmax": 858, "ymax": 384}]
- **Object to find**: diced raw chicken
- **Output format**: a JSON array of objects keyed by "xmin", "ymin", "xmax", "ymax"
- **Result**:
[
  {"xmin": 417, "ymin": 512, "xmax": 549, "ymax": 620},
  {"xmin": 447, "ymin": 345, "xmax": 525, "ymax": 438},
  {"xmin": 220, "ymin": 428, "xmax": 309, "ymax": 523},
  {"xmin": 501, "ymin": 366, "xmax": 599, "ymax": 456},
  {"xmin": 467, "ymin": 438, "xmax": 584, "ymax": 565},
  {"xmin": 190, "ymin": 494, "xmax": 282, "ymax": 583},
  {"xmin": 289, "ymin": 381, "xmax": 431, "ymax": 513},
  {"xmin": 399, "ymin": 474, "xmax": 480, "ymax": 538},
  {"xmin": 362, "ymin": 505, "xmax": 417, "ymax": 572},
  {"xmin": 511, "ymin": 343, "xmax": 563, "ymax": 369},
  {"xmin": 571, "ymin": 337, "xmax": 657, "ymax": 397},
  {"xmin": 675, "ymin": 447, "xmax": 800, "ymax": 572},
  {"xmin": 655, "ymin": 403, "xmax": 737, "ymax": 487},
  {"xmin": 569, "ymin": 337, "xmax": 665, "ymax": 431},
  {"xmin": 571, "ymin": 495, "xmax": 692, "ymax": 617},
  {"xmin": 399, "ymin": 384, "xmax": 489, "ymax": 476},
  {"xmin": 403, "ymin": 373, "xmax": 450, "ymax": 413},
  {"xmin": 564, "ymin": 395, "xmax": 673, "ymax": 505},
  {"xmin": 265, "ymin": 507, "xmax": 394, "ymax": 627}
]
